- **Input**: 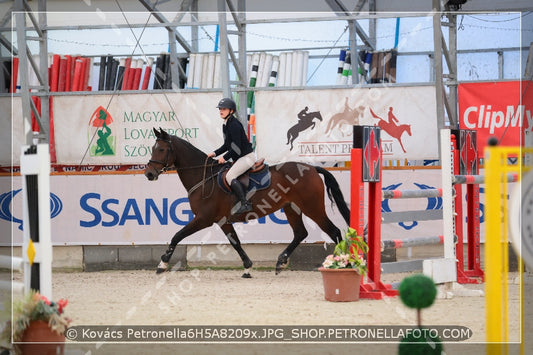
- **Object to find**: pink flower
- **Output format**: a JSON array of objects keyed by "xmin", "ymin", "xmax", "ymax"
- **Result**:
[
  {"xmin": 57, "ymin": 298, "xmax": 68, "ymax": 314},
  {"xmin": 39, "ymin": 294, "xmax": 51, "ymax": 306}
]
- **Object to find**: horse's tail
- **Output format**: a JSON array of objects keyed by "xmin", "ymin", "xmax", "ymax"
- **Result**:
[{"xmin": 314, "ymin": 166, "xmax": 350, "ymax": 226}]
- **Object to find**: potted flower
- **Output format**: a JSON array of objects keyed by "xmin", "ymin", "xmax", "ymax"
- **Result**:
[
  {"xmin": 1, "ymin": 290, "xmax": 71, "ymax": 354},
  {"xmin": 319, "ymin": 227, "xmax": 368, "ymax": 302}
]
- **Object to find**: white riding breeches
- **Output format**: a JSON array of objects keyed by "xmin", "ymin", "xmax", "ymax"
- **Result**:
[{"xmin": 225, "ymin": 152, "xmax": 256, "ymax": 184}]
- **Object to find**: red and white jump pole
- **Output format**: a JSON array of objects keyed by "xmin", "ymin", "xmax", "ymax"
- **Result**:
[{"xmin": 351, "ymin": 127, "xmax": 463, "ymax": 298}]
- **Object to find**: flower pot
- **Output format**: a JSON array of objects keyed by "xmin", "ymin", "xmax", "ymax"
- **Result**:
[
  {"xmin": 319, "ymin": 267, "xmax": 362, "ymax": 302},
  {"xmin": 19, "ymin": 320, "xmax": 65, "ymax": 355}
]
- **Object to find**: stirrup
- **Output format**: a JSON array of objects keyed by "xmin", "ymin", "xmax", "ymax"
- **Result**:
[{"xmin": 231, "ymin": 201, "xmax": 252, "ymax": 215}]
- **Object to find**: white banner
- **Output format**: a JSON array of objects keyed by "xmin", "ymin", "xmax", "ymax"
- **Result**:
[
  {"xmin": 2, "ymin": 172, "xmax": 352, "ymax": 246},
  {"xmin": 8, "ymin": 87, "xmax": 439, "ymax": 166},
  {"xmin": 53, "ymin": 92, "xmax": 224, "ymax": 165},
  {"xmin": 0, "ymin": 169, "xmax": 472, "ymax": 247},
  {"xmin": 255, "ymin": 86, "xmax": 439, "ymax": 163}
]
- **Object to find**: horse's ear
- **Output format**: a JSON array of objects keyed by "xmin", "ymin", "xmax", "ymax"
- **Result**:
[
  {"xmin": 153, "ymin": 127, "xmax": 161, "ymax": 138},
  {"xmin": 159, "ymin": 127, "xmax": 169, "ymax": 139}
]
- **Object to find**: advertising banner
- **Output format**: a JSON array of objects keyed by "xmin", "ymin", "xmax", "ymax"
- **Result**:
[
  {"xmin": 2, "ymin": 172, "xmax": 351, "ymax": 246},
  {"xmin": 254, "ymin": 85, "xmax": 439, "ymax": 162},
  {"xmin": 52, "ymin": 92, "xmax": 224, "ymax": 165},
  {"xmin": 458, "ymin": 81, "xmax": 533, "ymax": 156},
  {"xmin": 1, "ymin": 169, "xmax": 457, "ymax": 246},
  {"xmin": 40, "ymin": 86, "xmax": 438, "ymax": 167}
]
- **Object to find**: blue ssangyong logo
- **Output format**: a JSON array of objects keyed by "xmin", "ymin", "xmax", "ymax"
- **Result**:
[{"xmin": 0, "ymin": 189, "xmax": 63, "ymax": 230}]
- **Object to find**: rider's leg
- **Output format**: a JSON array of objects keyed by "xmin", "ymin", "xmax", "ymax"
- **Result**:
[{"xmin": 226, "ymin": 152, "xmax": 256, "ymax": 214}]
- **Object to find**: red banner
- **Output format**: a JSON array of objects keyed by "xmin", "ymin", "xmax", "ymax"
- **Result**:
[{"xmin": 458, "ymin": 81, "xmax": 533, "ymax": 156}]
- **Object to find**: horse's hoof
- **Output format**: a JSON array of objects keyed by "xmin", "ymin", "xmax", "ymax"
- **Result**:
[
  {"xmin": 156, "ymin": 261, "xmax": 168, "ymax": 274},
  {"xmin": 242, "ymin": 273, "xmax": 252, "ymax": 278}
]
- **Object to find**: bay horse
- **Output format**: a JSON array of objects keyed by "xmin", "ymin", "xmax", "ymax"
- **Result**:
[{"xmin": 144, "ymin": 128, "xmax": 350, "ymax": 277}]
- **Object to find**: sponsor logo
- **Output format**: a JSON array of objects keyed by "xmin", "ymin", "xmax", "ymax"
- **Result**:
[
  {"xmin": 461, "ymin": 105, "xmax": 531, "ymax": 134},
  {"xmin": 286, "ymin": 106, "xmax": 323, "ymax": 151},
  {"xmin": 369, "ymin": 106, "xmax": 411, "ymax": 154},
  {"xmin": 0, "ymin": 190, "xmax": 63, "ymax": 230},
  {"xmin": 79, "ymin": 193, "xmax": 288, "ymax": 227},
  {"xmin": 89, "ymin": 106, "xmax": 116, "ymax": 157}
]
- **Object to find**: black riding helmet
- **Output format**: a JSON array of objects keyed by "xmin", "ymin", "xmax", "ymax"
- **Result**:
[{"xmin": 216, "ymin": 97, "xmax": 237, "ymax": 112}]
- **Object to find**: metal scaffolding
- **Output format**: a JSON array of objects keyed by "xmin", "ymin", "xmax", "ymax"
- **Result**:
[{"xmin": 2, "ymin": 0, "xmax": 531, "ymax": 145}]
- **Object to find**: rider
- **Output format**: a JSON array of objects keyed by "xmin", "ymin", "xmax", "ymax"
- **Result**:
[
  {"xmin": 387, "ymin": 106, "xmax": 399, "ymax": 125},
  {"xmin": 208, "ymin": 98, "xmax": 255, "ymax": 215},
  {"xmin": 297, "ymin": 106, "xmax": 309, "ymax": 122}
]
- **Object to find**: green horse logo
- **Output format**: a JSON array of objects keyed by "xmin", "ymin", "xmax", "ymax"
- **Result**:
[{"xmin": 89, "ymin": 106, "xmax": 116, "ymax": 157}]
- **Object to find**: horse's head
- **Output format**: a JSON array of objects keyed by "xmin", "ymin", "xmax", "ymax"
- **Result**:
[{"xmin": 144, "ymin": 127, "xmax": 175, "ymax": 181}]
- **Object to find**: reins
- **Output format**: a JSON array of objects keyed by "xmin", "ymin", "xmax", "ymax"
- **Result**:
[
  {"xmin": 200, "ymin": 156, "xmax": 216, "ymax": 199},
  {"xmin": 148, "ymin": 136, "xmax": 227, "ymax": 197}
]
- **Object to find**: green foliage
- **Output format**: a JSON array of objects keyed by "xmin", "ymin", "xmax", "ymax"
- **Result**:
[
  {"xmin": 399, "ymin": 274, "xmax": 437, "ymax": 310},
  {"xmin": 322, "ymin": 227, "xmax": 368, "ymax": 276},
  {"xmin": 398, "ymin": 328, "xmax": 443, "ymax": 355}
]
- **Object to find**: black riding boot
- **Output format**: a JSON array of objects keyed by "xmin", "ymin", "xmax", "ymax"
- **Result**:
[{"xmin": 230, "ymin": 179, "xmax": 252, "ymax": 214}]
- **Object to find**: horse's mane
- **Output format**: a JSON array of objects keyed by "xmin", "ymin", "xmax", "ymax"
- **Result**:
[{"xmin": 170, "ymin": 135, "xmax": 209, "ymax": 162}]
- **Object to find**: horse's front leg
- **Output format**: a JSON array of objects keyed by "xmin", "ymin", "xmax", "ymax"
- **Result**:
[
  {"xmin": 220, "ymin": 223, "xmax": 253, "ymax": 278},
  {"xmin": 157, "ymin": 216, "xmax": 211, "ymax": 274}
]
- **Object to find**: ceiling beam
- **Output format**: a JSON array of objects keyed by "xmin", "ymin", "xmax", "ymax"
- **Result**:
[
  {"xmin": 138, "ymin": 0, "xmax": 192, "ymax": 53},
  {"xmin": 325, "ymin": 0, "xmax": 374, "ymax": 50}
]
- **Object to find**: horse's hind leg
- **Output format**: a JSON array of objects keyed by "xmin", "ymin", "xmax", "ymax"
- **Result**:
[
  {"xmin": 297, "ymin": 189, "xmax": 343, "ymax": 245},
  {"xmin": 275, "ymin": 204, "xmax": 309, "ymax": 275},
  {"xmin": 305, "ymin": 208, "xmax": 342, "ymax": 244},
  {"xmin": 220, "ymin": 223, "xmax": 253, "ymax": 278}
]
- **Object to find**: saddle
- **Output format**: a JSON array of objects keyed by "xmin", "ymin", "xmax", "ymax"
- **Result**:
[{"xmin": 218, "ymin": 158, "xmax": 271, "ymax": 194}]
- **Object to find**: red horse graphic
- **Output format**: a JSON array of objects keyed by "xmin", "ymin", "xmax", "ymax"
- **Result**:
[{"xmin": 369, "ymin": 107, "xmax": 411, "ymax": 153}]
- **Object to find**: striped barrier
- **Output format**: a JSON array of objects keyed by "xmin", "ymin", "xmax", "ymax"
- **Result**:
[
  {"xmin": 453, "ymin": 173, "xmax": 518, "ymax": 185},
  {"xmin": 381, "ymin": 131, "xmax": 487, "ymax": 284},
  {"xmin": 382, "ymin": 188, "xmax": 442, "ymax": 199},
  {"xmin": 382, "ymin": 235, "xmax": 444, "ymax": 250},
  {"xmin": 351, "ymin": 127, "xmax": 461, "ymax": 300}
]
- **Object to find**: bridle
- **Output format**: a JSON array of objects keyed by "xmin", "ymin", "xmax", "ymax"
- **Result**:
[
  {"xmin": 147, "ymin": 136, "xmax": 230, "ymax": 197},
  {"xmin": 148, "ymin": 137, "xmax": 174, "ymax": 175}
]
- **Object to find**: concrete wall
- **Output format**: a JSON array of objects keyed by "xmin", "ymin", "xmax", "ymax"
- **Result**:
[{"xmin": 2, "ymin": 242, "xmax": 519, "ymax": 274}]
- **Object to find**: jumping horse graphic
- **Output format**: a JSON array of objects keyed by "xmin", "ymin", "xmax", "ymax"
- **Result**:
[
  {"xmin": 286, "ymin": 107, "xmax": 323, "ymax": 151},
  {"xmin": 369, "ymin": 107, "xmax": 411, "ymax": 153},
  {"xmin": 324, "ymin": 97, "xmax": 365, "ymax": 137}
]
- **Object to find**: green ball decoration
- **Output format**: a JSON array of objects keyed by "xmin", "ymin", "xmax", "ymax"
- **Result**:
[
  {"xmin": 398, "ymin": 274, "xmax": 437, "ymax": 310},
  {"xmin": 398, "ymin": 328, "xmax": 443, "ymax": 355}
]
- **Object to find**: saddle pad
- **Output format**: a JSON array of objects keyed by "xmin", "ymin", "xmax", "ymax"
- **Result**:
[
  {"xmin": 248, "ymin": 166, "xmax": 271, "ymax": 192},
  {"xmin": 217, "ymin": 165, "xmax": 271, "ymax": 194}
]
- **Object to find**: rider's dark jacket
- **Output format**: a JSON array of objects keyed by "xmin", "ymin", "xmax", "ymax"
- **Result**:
[{"xmin": 214, "ymin": 115, "xmax": 253, "ymax": 162}]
